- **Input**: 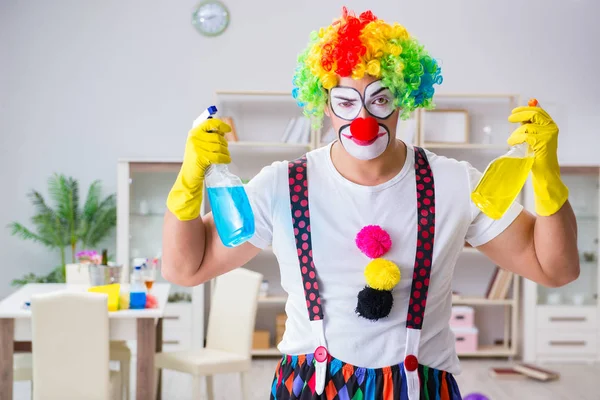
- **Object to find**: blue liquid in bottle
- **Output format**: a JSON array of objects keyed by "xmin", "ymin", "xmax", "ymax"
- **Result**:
[
  {"xmin": 205, "ymin": 164, "xmax": 255, "ymax": 247},
  {"xmin": 129, "ymin": 265, "xmax": 147, "ymax": 309}
]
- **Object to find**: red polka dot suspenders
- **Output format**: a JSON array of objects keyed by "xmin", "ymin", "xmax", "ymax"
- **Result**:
[{"xmin": 287, "ymin": 147, "xmax": 435, "ymax": 399}]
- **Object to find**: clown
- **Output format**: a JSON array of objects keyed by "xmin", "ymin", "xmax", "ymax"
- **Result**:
[{"xmin": 163, "ymin": 7, "xmax": 579, "ymax": 400}]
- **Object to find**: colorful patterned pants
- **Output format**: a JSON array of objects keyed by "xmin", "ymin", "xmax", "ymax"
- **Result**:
[{"xmin": 270, "ymin": 354, "xmax": 462, "ymax": 400}]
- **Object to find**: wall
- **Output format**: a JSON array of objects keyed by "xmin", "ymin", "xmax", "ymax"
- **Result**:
[{"xmin": 1, "ymin": 0, "xmax": 598, "ymax": 298}]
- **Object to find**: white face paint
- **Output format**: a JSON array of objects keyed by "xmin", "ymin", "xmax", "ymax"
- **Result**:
[
  {"xmin": 339, "ymin": 123, "xmax": 389, "ymax": 160},
  {"xmin": 329, "ymin": 79, "xmax": 395, "ymax": 161}
]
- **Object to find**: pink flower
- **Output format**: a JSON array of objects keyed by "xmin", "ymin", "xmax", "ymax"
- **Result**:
[{"xmin": 355, "ymin": 225, "xmax": 392, "ymax": 258}]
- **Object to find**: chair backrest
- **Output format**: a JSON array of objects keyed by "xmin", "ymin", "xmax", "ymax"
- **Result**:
[
  {"xmin": 31, "ymin": 291, "xmax": 110, "ymax": 400},
  {"xmin": 205, "ymin": 267, "xmax": 263, "ymax": 358}
]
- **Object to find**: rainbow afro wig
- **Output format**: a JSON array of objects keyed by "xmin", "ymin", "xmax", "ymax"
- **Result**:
[{"xmin": 292, "ymin": 7, "xmax": 443, "ymax": 127}]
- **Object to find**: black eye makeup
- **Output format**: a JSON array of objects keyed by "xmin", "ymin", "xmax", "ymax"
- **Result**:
[
  {"xmin": 363, "ymin": 81, "xmax": 395, "ymax": 120},
  {"xmin": 329, "ymin": 87, "xmax": 363, "ymax": 120},
  {"xmin": 329, "ymin": 80, "xmax": 395, "ymax": 121}
]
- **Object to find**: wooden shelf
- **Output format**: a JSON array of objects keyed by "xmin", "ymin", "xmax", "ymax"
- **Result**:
[
  {"xmin": 251, "ymin": 347, "xmax": 281, "ymax": 356},
  {"xmin": 452, "ymin": 297, "xmax": 515, "ymax": 306}
]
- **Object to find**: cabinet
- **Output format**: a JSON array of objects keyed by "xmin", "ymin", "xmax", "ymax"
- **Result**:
[
  {"xmin": 116, "ymin": 159, "xmax": 205, "ymax": 349},
  {"xmin": 523, "ymin": 166, "xmax": 600, "ymax": 362},
  {"xmin": 162, "ymin": 302, "xmax": 193, "ymax": 352}
]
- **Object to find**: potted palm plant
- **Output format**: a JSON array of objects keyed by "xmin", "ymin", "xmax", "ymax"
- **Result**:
[{"xmin": 7, "ymin": 173, "xmax": 117, "ymax": 286}]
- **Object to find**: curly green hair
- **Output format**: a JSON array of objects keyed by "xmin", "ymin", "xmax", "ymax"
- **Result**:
[{"xmin": 292, "ymin": 7, "xmax": 443, "ymax": 128}]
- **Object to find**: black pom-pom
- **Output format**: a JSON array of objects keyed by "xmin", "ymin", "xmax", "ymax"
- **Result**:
[{"xmin": 355, "ymin": 286, "xmax": 393, "ymax": 321}]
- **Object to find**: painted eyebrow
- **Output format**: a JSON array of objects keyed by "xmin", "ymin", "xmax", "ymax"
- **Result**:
[
  {"xmin": 367, "ymin": 87, "xmax": 389, "ymax": 98},
  {"xmin": 332, "ymin": 95, "xmax": 359, "ymax": 101}
]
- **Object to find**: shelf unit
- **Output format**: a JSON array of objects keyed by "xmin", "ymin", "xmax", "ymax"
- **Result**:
[
  {"xmin": 116, "ymin": 158, "xmax": 204, "ymax": 351},
  {"xmin": 522, "ymin": 166, "xmax": 600, "ymax": 363},
  {"xmin": 206, "ymin": 90, "xmax": 525, "ymax": 358},
  {"xmin": 115, "ymin": 90, "xmax": 525, "ymax": 358},
  {"xmin": 208, "ymin": 91, "xmax": 324, "ymax": 356},
  {"xmin": 417, "ymin": 93, "xmax": 522, "ymax": 359}
]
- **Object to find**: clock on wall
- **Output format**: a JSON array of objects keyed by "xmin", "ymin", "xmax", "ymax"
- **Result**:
[{"xmin": 191, "ymin": 0, "xmax": 230, "ymax": 37}]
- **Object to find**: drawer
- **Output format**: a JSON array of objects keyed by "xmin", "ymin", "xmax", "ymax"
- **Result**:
[
  {"xmin": 163, "ymin": 303, "xmax": 192, "ymax": 330},
  {"xmin": 536, "ymin": 306, "xmax": 597, "ymax": 331},
  {"xmin": 536, "ymin": 330, "xmax": 597, "ymax": 356},
  {"xmin": 162, "ymin": 328, "xmax": 192, "ymax": 351}
]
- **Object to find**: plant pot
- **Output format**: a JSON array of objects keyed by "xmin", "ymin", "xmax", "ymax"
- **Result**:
[{"xmin": 88, "ymin": 264, "xmax": 122, "ymax": 286}]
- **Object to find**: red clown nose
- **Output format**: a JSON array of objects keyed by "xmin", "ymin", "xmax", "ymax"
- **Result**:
[{"xmin": 350, "ymin": 117, "xmax": 379, "ymax": 141}]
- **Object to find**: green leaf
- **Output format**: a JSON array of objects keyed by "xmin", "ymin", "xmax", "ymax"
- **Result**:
[
  {"xmin": 84, "ymin": 196, "xmax": 117, "ymax": 247},
  {"xmin": 28, "ymin": 190, "xmax": 67, "ymax": 248},
  {"xmin": 7, "ymin": 222, "xmax": 53, "ymax": 247},
  {"xmin": 48, "ymin": 174, "xmax": 79, "ymax": 249}
]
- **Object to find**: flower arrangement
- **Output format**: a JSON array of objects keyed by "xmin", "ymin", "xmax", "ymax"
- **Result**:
[{"xmin": 76, "ymin": 250, "xmax": 103, "ymax": 264}]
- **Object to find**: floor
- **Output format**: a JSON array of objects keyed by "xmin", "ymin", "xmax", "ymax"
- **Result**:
[{"xmin": 13, "ymin": 358, "xmax": 600, "ymax": 400}]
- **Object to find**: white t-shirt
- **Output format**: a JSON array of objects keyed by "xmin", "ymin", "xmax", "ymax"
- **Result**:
[{"xmin": 244, "ymin": 142, "xmax": 523, "ymax": 374}]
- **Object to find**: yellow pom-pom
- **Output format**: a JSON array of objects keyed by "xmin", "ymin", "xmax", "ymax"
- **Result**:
[{"xmin": 364, "ymin": 258, "xmax": 401, "ymax": 291}]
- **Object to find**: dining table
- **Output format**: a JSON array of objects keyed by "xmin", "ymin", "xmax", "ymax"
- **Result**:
[{"xmin": 0, "ymin": 282, "xmax": 171, "ymax": 400}]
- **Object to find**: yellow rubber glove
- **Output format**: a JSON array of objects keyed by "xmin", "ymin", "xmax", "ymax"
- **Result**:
[
  {"xmin": 507, "ymin": 103, "xmax": 569, "ymax": 216},
  {"xmin": 166, "ymin": 118, "xmax": 232, "ymax": 221}
]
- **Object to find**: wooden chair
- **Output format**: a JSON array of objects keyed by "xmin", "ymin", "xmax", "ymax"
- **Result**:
[{"xmin": 154, "ymin": 268, "xmax": 263, "ymax": 400}]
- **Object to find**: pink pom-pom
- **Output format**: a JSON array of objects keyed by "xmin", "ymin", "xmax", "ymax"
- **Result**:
[{"xmin": 355, "ymin": 225, "xmax": 392, "ymax": 258}]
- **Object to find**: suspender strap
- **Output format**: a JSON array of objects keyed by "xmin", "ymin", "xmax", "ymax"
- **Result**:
[
  {"xmin": 406, "ymin": 146, "xmax": 435, "ymax": 328},
  {"xmin": 404, "ymin": 146, "xmax": 436, "ymax": 400},
  {"xmin": 288, "ymin": 155, "xmax": 328, "ymax": 395},
  {"xmin": 288, "ymin": 156, "xmax": 323, "ymax": 321}
]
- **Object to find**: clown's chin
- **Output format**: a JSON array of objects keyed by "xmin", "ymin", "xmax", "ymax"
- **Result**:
[{"xmin": 340, "ymin": 131, "xmax": 389, "ymax": 161}]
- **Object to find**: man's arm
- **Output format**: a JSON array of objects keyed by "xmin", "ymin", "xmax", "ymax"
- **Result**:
[
  {"xmin": 161, "ymin": 210, "xmax": 261, "ymax": 287},
  {"xmin": 477, "ymin": 201, "xmax": 579, "ymax": 287},
  {"xmin": 474, "ymin": 101, "xmax": 579, "ymax": 287}
]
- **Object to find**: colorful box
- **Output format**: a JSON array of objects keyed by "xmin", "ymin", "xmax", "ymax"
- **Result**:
[
  {"xmin": 452, "ymin": 326, "xmax": 478, "ymax": 353},
  {"xmin": 450, "ymin": 306, "xmax": 474, "ymax": 328}
]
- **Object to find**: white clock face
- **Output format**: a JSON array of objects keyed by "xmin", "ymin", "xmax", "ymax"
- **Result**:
[{"xmin": 192, "ymin": 1, "xmax": 230, "ymax": 37}]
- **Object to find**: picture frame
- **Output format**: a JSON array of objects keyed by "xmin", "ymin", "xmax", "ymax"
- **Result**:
[{"xmin": 422, "ymin": 109, "xmax": 469, "ymax": 144}]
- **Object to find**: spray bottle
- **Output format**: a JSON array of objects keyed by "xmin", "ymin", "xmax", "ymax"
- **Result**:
[
  {"xmin": 194, "ymin": 106, "xmax": 255, "ymax": 247},
  {"xmin": 470, "ymin": 98, "xmax": 539, "ymax": 220}
]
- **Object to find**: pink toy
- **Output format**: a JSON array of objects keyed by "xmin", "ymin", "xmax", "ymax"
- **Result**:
[
  {"xmin": 355, "ymin": 225, "xmax": 392, "ymax": 258},
  {"xmin": 145, "ymin": 294, "xmax": 158, "ymax": 309}
]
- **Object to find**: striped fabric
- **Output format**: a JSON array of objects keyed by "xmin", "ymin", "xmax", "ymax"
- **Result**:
[{"xmin": 270, "ymin": 354, "xmax": 462, "ymax": 400}]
